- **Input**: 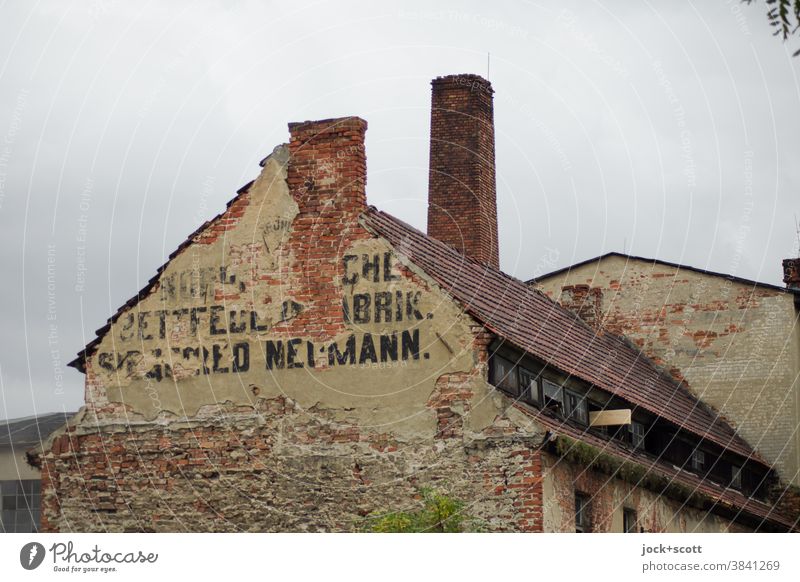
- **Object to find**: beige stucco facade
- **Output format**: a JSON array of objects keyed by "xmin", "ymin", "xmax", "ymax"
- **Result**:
[{"xmin": 0, "ymin": 447, "xmax": 40, "ymax": 482}]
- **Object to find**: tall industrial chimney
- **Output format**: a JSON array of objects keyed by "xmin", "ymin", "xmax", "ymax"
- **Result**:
[{"xmin": 427, "ymin": 74, "xmax": 499, "ymax": 269}]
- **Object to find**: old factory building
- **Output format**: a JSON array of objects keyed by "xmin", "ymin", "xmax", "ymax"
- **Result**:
[
  {"xmin": 33, "ymin": 75, "xmax": 799, "ymax": 532},
  {"xmin": 535, "ymin": 254, "xmax": 800, "ymax": 492}
]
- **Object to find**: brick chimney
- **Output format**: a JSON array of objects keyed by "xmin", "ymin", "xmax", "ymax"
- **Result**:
[
  {"xmin": 285, "ymin": 117, "xmax": 368, "ymax": 339},
  {"xmin": 288, "ymin": 117, "xmax": 367, "ymax": 217},
  {"xmin": 427, "ymin": 74, "xmax": 499, "ymax": 269},
  {"xmin": 783, "ymin": 258, "xmax": 800, "ymax": 291}
]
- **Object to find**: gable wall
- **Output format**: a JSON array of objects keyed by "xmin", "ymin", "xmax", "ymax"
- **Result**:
[{"xmin": 38, "ymin": 122, "xmax": 546, "ymax": 532}]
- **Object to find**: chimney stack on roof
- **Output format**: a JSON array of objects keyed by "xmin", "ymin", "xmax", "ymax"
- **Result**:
[
  {"xmin": 427, "ymin": 74, "xmax": 499, "ymax": 269},
  {"xmin": 287, "ymin": 116, "xmax": 368, "ymax": 219},
  {"xmin": 783, "ymin": 258, "xmax": 800, "ymax": 291}
]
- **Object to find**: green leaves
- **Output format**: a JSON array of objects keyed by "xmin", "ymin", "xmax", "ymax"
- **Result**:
[
  {"xmin": 365, "ymin": 488, "xmax": 479, "ymax": 533},
  {"xmin": 745, "ymin": 0, "xmax": 800, "ymax": 50}
]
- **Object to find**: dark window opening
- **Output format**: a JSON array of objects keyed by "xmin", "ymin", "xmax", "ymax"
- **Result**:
[
  {"xmin": 623, "ymin": 507, "xmax": 638, "ymax": 533},
  {"xmin": 630, "ymin": 421, "xmax": 646, "ymax": 450},
  {"xmin": 492, "ymin": 356, "xmax": 519, "ymax": 396},
  {"xmin": 575, "ymin": 492, "xmax": 591, "ymax": 533},
  {"xmin": 565, "ymin": 389, "xmax": 588, "ymax": 425},
  {"xmin": 543, "ymin": 379, "xmax": 564, "ymax": 412},
  {"xmin": 731, "ymin": 465, "xmax": 742, "ymax": 490}
]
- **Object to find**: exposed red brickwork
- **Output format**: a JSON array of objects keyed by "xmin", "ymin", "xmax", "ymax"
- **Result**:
[
  {"xmin": 427, "ymin": 74, "xmax": 499, "ymax": 269},
  {"xmin": 427, "ymin": 326, "xmax": 493, "ymax": 440},
  {"xmin": 278, "ymin": 117, "xmax": 372, "ymax": 341},
  {"xmin": 427, "ymin": 373, "xmax": 475, "ymax": 439},
  {"xmin": 559, "ymin": 284, "xmax": 603, "ymax": 328},
  {"xmin": 195, "ymin": 190, "xmax": 252, "ymax": 245},
  {"xmin": 38, "ymin": 396, "xmax": 551, "ymax": 532},
  {"xmin": 507, "ymin": 449, "xmax": 544, "ymax": 532}
]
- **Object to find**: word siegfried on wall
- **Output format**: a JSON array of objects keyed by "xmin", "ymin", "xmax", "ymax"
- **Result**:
[{"xmin": 96, "ymin": 251, "xmax": 434, "ymax": 382}]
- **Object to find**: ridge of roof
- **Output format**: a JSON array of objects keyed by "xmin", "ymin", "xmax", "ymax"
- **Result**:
[
  {"xmin": 529, "ymin": 251, "xmax": 797, "ymax": 294},
  {"xmin": 361, "ymin": 207, "xmax": 769, "ymax": 471}
]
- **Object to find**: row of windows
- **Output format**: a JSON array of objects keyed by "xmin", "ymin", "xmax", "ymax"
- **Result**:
[{"xmin": 492, "ymin": 354, "xmax": 749, "ymax": 493}]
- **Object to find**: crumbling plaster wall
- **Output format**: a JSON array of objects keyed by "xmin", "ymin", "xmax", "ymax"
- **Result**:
[
  {"xmin": 541, "ymin": 452, "xmax": 751, "ymax": 533},
  {"xmin": 537, "ymin": 255, "xmax": 800, "ymax": 487}
]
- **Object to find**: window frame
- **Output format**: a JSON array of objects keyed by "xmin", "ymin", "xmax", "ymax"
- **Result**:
[
  {"xmin": 574, "ymin": 492, "xmax": 591, "ymax": 533},
  {"xmin": 564, "ymin": 388, "xmax": 588, "ymax": 425},
  {"xmin": 691, "ymin": 449, "xmax": 706, "ymax": 473},
  {"xmin": 492, "ymin": 355, "xmax": 519, "ymax": 397},
  {"xmin": 542, "ymin": 379, "xmax": 564, "ymax": 411},
  {"xmin": 730, "ymin": 464, "xmax": 743, "ymax": 490},
  {"xmin": 0, "ymin": 479, "xmax": 41, "ymax": 533},
  {"xmin": 623, "ymin": 507, "xmax": 638, "ymax": 533},
  {"xmin": 518, "ymin": 367, "xmax": 540, "ymax": 405},
  {"xmin": 630, "ymin": 421, "xmax": 646, "ymax": 450}
]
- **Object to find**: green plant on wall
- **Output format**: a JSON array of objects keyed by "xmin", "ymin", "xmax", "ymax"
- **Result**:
[{"xmin": 366, "ymin": 488, "xmax": 480, "ymax": 533}]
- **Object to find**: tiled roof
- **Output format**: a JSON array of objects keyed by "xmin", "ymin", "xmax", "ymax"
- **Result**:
[
  {"xmin": 527, "ymin": 406, "xmax": 796, "ymax": 531},
  {"xmin": 361, "ymin": 208, "xmax": 768, "ymax": 469}
]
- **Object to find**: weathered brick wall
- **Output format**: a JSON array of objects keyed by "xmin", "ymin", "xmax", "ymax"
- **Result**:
[
  {"xmin": 536, "ymin": 255, "xmax": 800, "ymax": 487},
  {"xmin": 541, "ymin": 452, "xmax": 751, "ymax": 533},
  {"xmin": 41, "ymin": 391, "xmax": 551, "ymax": 532}
]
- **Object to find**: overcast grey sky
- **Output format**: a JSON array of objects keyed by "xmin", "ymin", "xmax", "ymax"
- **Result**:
[{"xmin": 0, "ymin": 0, "xmax": 798, "ymax": 420}]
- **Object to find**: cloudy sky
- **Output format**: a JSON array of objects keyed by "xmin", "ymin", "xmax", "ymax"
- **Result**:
[{"xmin": 0, "ymin": 0, "xmax": 798, "ymax": 420}]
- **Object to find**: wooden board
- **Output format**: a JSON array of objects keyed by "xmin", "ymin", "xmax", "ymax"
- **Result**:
[{"xmin": 589, "ymin": 409, "xmax": 632, "ymax": 427}]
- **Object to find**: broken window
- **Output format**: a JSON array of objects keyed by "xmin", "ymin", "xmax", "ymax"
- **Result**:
[
  {"xmin": 564, "ymin": 389, "xmax": 588, "ymax": 425},
  {"xmin": 731, "ymin": 465, "xmax": 742, "ymax": 490},
  {"xmin": 575, "ymin": 492, "xmax": 591, "ymax": 533},
  {"xmin": 543, "ymin": 379, "xmax": 563, "ymax": 412},
  {"xmin": 492, "ymin": 356, "xmax": 518, "ymax": 396},
  {"xmin": 630, "ymin": 421, "xmax": 646, "ymax": 450},
  {"xmin": 519, "ymin": 367, "xmax": 539, "ymax": 405},
  {"xmin": 623, "ymin": 508, "xmax": 638, "ymax": 533}
]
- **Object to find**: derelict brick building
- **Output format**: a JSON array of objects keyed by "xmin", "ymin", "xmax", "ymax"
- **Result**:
[
  {"xmin": 33, "ymin": 75, "xmax": 798, "ymax": 532},
  {"xmin": 534, "ymin": 254, "xmax": 800, "ymax": 494}
]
